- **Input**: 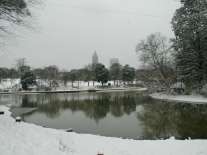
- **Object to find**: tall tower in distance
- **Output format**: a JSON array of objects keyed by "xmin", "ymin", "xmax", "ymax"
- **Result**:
[{"xmin": 92, "ymin": 51, "xmax": 99, "ymax": 65}]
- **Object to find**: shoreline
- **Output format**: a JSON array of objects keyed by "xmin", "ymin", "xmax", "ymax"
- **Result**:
[
  {"xmin": 0, "ymin": 87, "xmax": 148, "ymax": 95},
  {"xmin": 150, "ymin": 93, "xmax": 207, "ymax": 104},
  {"xmin": 0, "ymin": 105, "xmax": 207, "ymax": 155}
]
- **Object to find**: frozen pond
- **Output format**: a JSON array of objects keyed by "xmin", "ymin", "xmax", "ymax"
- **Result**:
[{"xmin": 1, "ymin": 91, "xmax": 207, "ymax": 139}]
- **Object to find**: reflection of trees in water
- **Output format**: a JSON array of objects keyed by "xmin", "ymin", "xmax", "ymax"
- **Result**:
[
  {"xmin": 22, "ymin": 94, "xmax": 61, "ymax": 118},
  {"xmin": 109, "ymin": 95, "xmax": 137, "ymax": 117},
  {"xmin": 137, "ymin": 101, "xmax": 207, "ymax": 139},
  {"xmin": 22, "ymin": 95, "xmax": 38, "ymax": 107},
  {"xmin": 39, "ymin": 96, "xmax": 61, "ymax": 118},
  {"xmin": 20, "ymin": 93, "xmax": 207, "ymax": 139},
  {"xmin": 175, "ymin": 104, "xmax": 207, "ymax": 139},
  {"xmin": 137, "ymin": 102, "xmax": 178, "ymax": 139},
  {"xmin": 0, "ymin": 94, "xmax": 22, "ymax": 105},
  {"xmin": 20, "ymin": 92, "xmax": 143, "ymax": 122}
]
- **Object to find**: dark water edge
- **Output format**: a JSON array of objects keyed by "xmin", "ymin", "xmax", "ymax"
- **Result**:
[{"xmin": 1, "ymin": 91, "xmax": 207, "ymax": 140}]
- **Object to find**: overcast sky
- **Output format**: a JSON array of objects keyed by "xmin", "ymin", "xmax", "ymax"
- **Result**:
[{"xmin": 0, "ymin": 0, "xmax": 180, "ymax": 70}]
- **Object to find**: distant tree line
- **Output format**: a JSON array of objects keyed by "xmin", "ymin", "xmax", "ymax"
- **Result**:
[
  {"xmin": 0, "ymin": 58, "xmax": 136, "ymax": 90},
  {"xmin": 62, "ymin": 63, "xmax": 136, "ymax": 87}
]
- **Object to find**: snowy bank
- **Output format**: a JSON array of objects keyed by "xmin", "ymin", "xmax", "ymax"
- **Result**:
[
  {"xmin": 151, "ymin": 93, "xmax": 207, "ymax": 104},
  {"xmin": 0, "ymin": 87, "xmax": 147, "ymax": 95},
  {"xmin": 0, "ymin": 106, "xmax": 207, "ymax": 155}
]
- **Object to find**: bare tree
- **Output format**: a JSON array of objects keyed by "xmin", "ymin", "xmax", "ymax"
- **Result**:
[{"xmin": 136, "ymin": 33, "xmax": 175, "ymax": 88}]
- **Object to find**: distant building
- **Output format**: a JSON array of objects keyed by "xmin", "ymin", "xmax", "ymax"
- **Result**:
[
  {"xmin": 92, "ymin": 51, "xmax": 99, "ymax": 65},
  {"xmin": 110, "ymin": 58, "xmax": 119, "ymax": 66}
]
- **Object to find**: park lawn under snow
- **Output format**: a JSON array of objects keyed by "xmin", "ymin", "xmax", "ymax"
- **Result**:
[
  {"xmin": 150, "ymin": 93, "xmax": 207, "ymax": 104},
  {"xmin": 0, "ymin": 106, "xmax": 207, "ymax": 155}
]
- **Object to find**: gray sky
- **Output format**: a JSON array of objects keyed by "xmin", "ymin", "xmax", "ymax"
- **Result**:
[{"xmin": 0, "ymin": 0, "xmax": 180, "ymax": 70}]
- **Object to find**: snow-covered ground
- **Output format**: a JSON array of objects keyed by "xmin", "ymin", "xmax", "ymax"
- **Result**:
[
  {"xmin": 0, "ymin": 105, "xmax": 207, "ymax": 155},
  {"xmin": 0, "ymin": 79, "xmax": 20, "ymax": 91},
  {"xmin": 0, "ymin": 79, "xmax": 147, "ymax": 94},
  {"xmin": 151, "ymin": 93, "xmax": 207, "ymax": 104}
]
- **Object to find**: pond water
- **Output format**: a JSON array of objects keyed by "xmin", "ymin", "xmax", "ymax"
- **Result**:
[{"xmin": 1, "ymin": 91, "xmax": 207, "ymax": 140}]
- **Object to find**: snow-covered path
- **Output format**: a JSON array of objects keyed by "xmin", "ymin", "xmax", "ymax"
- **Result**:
[
  {"xmin": 0, "ymin": 105, "xmax": 207, "ymax": 155},
  {"xmin": 150, "ymin": 93, "xmax": 207, "ymax": 104}
]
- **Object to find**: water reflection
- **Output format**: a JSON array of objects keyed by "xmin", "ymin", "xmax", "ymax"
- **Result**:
[
  {"xmin": 3, "ymin": 92, "xmax": 207, "ymax": 139},
  {"xmin": 21, "ymin": 92, "xmax": 144, "ymax": 121},
  {"xmin": 137, "ymin": 102, "xmax": 207, "ymax": 139}
]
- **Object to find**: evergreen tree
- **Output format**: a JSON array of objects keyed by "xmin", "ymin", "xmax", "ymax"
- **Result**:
[
  {"xmin": 94, "ymin": 63, "xmax": 109, "ymax": 86},
  {"xmin": 69, "ymin": 70, "xmax": 78, "ymax": 87},
  {"xmin": 21, "ymin": 71, "xmax": 36, "ymax": 90},
  {"xmin": 80, "ymin": 67, "xmax": 93, "ymax": 86},
  {"xmin": 172, "ymin": 0, "xmax": 207, "ymax": 91},
  {"xmin": 109, "ymin": 63, "xmax": 122, "ymax": 86},
  {"xmin": 122, "ymin": 65, "xmax": 135, "ymax": 83}
]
